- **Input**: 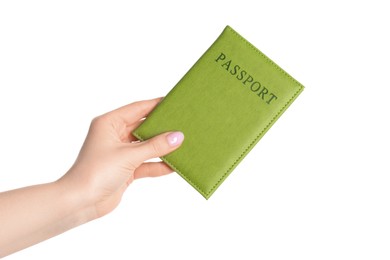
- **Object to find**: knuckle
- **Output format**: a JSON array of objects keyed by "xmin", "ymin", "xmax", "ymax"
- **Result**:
[
  {"xmin": 150, "ymin": 140, "xmax": 162, "ymax": 157},
  {"xmin": 91, "ymin": 114, "xmax": 110, "ymax": 127}
]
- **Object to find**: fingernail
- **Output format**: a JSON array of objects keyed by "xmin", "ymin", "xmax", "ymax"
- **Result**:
[{"xmin": 167, "ymin": 131, "xmax": 184, "ymax": 147}]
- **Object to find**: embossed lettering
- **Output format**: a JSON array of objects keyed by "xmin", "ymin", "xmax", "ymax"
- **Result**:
[
  {"xmin": 237, "ymin": 70, "xmax": 247, "ymax": 80},
  {"xmin": 250, "ymin": 82, "xmax": 261, "ymax": 92},
  {"xmin": 215, "ymin": 53, "xmax": 226, "ymax": 62},
  {"xmin": 215, "ymin": 52, "xmax": 278, "ymax": 105},
  {"xmin": 221, "ymin": 60, "xmax": 231, "ymax": 71},
  {"xmin": 267, "ymin": 93, "xmax": 278, "ymax": 104},
  {"xmin": 230, "ymin": 65, "xmax": 240, "ymax": 75},
  {"xmin": 243, "ymin": 75, "xmax": 253, "ymax": 85},
  {"xmin": 257, "ymin": 87, "xmax": 268, "ymax": 99}
]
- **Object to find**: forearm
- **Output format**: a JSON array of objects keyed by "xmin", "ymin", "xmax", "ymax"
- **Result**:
[
  {"xmin": 0, "ymin": 98, "xmax": 181, "ymax": 257},
  {"xmin": 0, "ymin": 180, "xmax": 96, "ymax": 257}
]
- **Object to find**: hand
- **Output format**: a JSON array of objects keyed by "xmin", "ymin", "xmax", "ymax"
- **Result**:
[
  {"xmin": 0, "ymin": 97, "xmax": 184, "ymax": 257},
  {"xmin": 59, "ymin": 97, "xmax": 184, "ymax": 218}
]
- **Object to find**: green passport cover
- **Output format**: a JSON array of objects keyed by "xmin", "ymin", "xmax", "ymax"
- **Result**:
[{"xmin": 133, "ymin": 25, "xmax": 304, "ymax": 199}]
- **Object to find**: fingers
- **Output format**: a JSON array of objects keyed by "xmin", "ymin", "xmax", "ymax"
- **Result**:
[
  {"xmin": 131, "ymin": 131, "xmax": 184, "ymax": 164},
  {"xmin": 109, "ymin": 97, "xmax": 162, "ymax": 126},
  {"xmin": 133, "ymin": 162, "xmax": 174, "ymax": 179}
]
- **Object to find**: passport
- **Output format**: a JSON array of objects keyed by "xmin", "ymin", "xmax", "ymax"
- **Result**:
[{"xmin": 133, "ymin": 25, "xmax": 304, "ymax": 199}]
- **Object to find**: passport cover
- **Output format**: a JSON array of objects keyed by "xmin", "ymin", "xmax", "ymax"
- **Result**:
[{"xmin": 133, "ymin": 25, "xmax": 304, "ymax": 199}]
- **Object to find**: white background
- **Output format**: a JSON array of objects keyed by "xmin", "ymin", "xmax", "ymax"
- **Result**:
[{"xmin": 1, "ymin": 0, "xmax": 389, "ymax": 259}]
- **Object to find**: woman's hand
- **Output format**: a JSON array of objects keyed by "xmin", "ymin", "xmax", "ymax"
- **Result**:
[
  {"xmin": 0, "ymin": 98, "xmax": 184, "ymax": 257},
  {"xmin": 59, "ymin": 97, "xmax": 184, "ymax": 217}
]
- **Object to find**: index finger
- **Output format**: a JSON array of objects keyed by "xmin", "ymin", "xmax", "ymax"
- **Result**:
[{"xmin": 108, "ymin": 97, "xmax": 162, "ymax": 126}]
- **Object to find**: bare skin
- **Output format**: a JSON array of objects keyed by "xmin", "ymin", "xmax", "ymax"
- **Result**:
[{"xmin": 0, "ymin": 98, "xmax": 184, "ymax": 257}]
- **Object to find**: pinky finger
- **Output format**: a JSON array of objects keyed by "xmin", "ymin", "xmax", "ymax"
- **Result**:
[{"xmin": 133, "ymin": 162, "xmax": 174, "ymax": 179}]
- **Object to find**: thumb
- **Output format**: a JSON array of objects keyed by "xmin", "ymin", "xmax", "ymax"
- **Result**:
[{"xmin": 132, "ymin": 131, "xmax": 184, "ymax": 163}]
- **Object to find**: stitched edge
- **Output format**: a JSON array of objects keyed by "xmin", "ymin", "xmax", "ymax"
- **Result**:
[
  {"xmin": 226, "ymin": 26, "xmax": 304, "ymax": 90},
  {"xmin": 207, "ymin": 87, "xmax": 303, "ymax": 197},
  {"xmin": 134, "ymin": 26, "xmax": 304, "ymax": 199},
  {"xmin": 202, "ymin": 26, "xmax": 305, "ymax": 197},
  {"xmin": 132, "ymin": 131, "xmax": 209, "ymax": 198}
]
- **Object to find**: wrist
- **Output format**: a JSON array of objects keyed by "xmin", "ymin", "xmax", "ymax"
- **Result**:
[{"xmin": 55, "ymin": 177, "xmax": 98, "ymax": 227}]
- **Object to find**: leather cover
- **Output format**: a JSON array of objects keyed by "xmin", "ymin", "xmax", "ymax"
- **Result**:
[{"xmin": 133, "ymin": 25, "xmax": 304, "ymax": 199}]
